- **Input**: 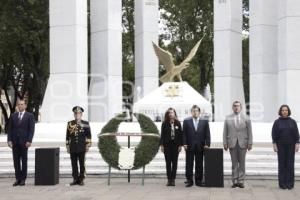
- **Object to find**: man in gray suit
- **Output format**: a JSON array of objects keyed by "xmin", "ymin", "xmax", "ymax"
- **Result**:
[{"xmin": 223, "ymin": 101, "xmax": 252, "ymax": 188}]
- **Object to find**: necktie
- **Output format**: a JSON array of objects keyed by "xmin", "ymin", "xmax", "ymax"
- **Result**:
[
  {"xmin": 235, "ymin": 115, "xmax": 240, "ymax": 127},
  {"xmin": 194, "ymin": 119, "xmax": 198, "ymax": 131},
  {"xmin": 18, "ymin": 112, "xmax": 23, "ymax": 123}
]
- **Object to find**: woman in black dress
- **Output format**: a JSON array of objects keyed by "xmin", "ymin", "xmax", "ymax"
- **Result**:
[
  {"xmin": 160, "ymin": 108, "xmax": 183, "ymax": 186},
  {"xmin": 272, "ymin": 105, "xmax": 299, "ymax": 189}
]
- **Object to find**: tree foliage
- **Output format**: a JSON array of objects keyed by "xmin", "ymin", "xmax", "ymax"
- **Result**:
[
  {"xmin": 0, "ymin": 0, "xmax": 49, "ymax": 129},
  {"xmin": 122, "ymin": 0, "xmax": 135, "ymax": 106},
  {"xmin": 243, "ymin": 0, "xmax": 249, "ymax": 107},
  {"xmin": 158, "ymin": 0, "xmax": 214, "ymax": 94}
]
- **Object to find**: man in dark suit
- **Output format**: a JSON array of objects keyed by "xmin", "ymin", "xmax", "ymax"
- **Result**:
[
  {"xmin": 7, "ymin": 99, "xmax": 35, "ymax": 186},
  {"xmin": 183, "ymin": 105, "xmax": 210, "ymax": 187},
  {"xmin": 66, "ymin": 106, "xmax": 91, "ymax": 186}
]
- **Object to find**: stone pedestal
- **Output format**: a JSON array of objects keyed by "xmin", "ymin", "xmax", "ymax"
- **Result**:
[
  {"xmin": 250, "ymin": 0, "xmax": 278, "ymax": 122},
  {"xmin": 214, "ymin": 0, "xmax": 245, "ymax": 121},
  {"xmin": 277, "ymin": 0, "xmax": 300, "ymax": 120},
  {"xmin": 133, "ymin": 82, "xmax": 212, "ymax": 122},
  {"xmin": 41, "ymin": 0, "xmax": 88, "ymax": 122},
  {"xmin": 134, "ymin": 0, "xmax": 159, "ymax": 99},
  {"xmin": 89, "ymin": 0, "xmax": 123, "ymax": 122}
]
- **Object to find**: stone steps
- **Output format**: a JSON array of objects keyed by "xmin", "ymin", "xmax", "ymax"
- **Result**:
[{"xmin": 1, "ymin": 145, "xmax": 300, "ymax": 176}]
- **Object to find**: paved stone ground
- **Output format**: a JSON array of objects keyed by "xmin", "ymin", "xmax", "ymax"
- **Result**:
[{"xmin": 0, "ymin": 177, "xmax": 299, "ymax": 200}]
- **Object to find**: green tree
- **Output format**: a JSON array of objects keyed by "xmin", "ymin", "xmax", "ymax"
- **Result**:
[
  {"xmin": 243, "ymin": 0, "xmax": 249, "ymax": 110},
  {"xmin": 122, "ymin": 0, "xmax": 135, "ymax": 107},
  {"xmin": 0, "ymin": 0, "xmax": 49, "ymax": 129},
  {"xmin": 159, "ymin": 0, "xmax": 214, "ymax": 94},
  {"xmin": 243, "ymin": 37, "xmax": 249, "ymax": 107}
]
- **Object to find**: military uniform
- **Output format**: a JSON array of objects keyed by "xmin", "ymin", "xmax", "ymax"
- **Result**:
[{"xmin": 66, "ymin": 106, "xmax": 91, "ymax": 185}]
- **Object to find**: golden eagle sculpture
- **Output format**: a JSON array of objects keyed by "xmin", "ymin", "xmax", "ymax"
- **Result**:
[{"xmin": 152, "ymin": 37, "xmax": 204, "ymax": 83}]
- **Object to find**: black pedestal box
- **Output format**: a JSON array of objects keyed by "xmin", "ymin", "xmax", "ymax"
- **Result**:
[
  {"xmin": 204, "ymin": 148, "xmax": 224, "ymax": 187},
  {"xmin": 35, "ymin": 148, "xmax": 59, "ymax": 185}
]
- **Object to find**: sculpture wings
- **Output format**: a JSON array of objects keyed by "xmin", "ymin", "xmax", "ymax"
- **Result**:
[{"xmin": 152, "ymin": 36, "xmax": 204, "ymax": 83}]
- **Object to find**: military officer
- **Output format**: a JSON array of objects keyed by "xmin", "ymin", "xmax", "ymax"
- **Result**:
[{"xmin": 66, "ymin": 106, "xmax": 92, "ymax": 186}]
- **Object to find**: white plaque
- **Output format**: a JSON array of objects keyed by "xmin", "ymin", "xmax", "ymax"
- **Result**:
[{"xmin": 118, "ymin": 147, "xmax": 135, "ymax": 170}]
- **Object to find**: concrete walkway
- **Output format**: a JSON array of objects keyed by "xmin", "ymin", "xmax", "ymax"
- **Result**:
[{"xmin": 1, "ymin": 177, "xmax": 300, "ymax": 200}]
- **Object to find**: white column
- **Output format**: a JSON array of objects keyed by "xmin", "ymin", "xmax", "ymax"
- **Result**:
[
  {"xmin": 278, "ymin": 0, "xmax": 300, "ymax": 120},
  {"xmin": 249, "ymin": 0, "xmax": 278, "ymax": 122},
  {"xmin": 41, "ymin": 0, "xmax": 88, "ymax": 122},
  {"xmin": 89, "ymin": 0, "xmax": 123, "ymax": 122},
  {"xmin": 134, "ymin": 0, "xmax": 159, "ymax": 99},
  {"xmin": 214, "ymin": 0, "xmax": 245, "ymax": 121}
]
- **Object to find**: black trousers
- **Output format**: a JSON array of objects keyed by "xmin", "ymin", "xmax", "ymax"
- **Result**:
[
  {"xmin": 12, "ymin": 143, "xmax": 28, "ymax": 181},
  {"xmin": 70, "ymin": 152, "xmax": 86, "ymax": 181},
  {"xmin": 185, "ymin": 146, "xmax": 204, "ymax": 183},
  {"xmin": 163, "ymin": 142, "xmax": 179, "ymax": 180},
  {"xmin": 277, "ymin": 143, "xmax": 295, "ymax": 187}
]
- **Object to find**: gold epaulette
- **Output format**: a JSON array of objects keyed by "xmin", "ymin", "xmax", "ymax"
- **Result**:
[
  {"xmin": 68, "ymin": 121, "xmax": 78, "ymax": 134},
  {"xmin": 86, "ymin": 139, "xmax": 92, "ymax": 147}
]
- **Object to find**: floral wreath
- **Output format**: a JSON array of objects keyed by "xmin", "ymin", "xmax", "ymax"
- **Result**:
[{"xmin": 98, "ymin": 113, "xmax": 160, "ymax": 170}]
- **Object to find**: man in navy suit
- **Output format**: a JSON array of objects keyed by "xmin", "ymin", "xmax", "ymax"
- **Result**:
[
  {"xmin": 183, "ymin": 105, "xmax": 211, "ymax": 187},
  {"xmin": 7, "ymin": 99, "xmax": 35, "ymax": 186}
]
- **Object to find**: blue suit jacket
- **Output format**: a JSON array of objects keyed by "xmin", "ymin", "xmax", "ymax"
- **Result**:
[
  {"xmin": 182, "ymin": 117, "xmax": 211, "ymax": 150},
  {"xmin": 7, "ymin": 112, "xmax": 35, "ymax": 145}
]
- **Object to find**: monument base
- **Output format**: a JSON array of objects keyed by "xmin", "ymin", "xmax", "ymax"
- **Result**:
[{"xmin": 133, "ymin": 82, "xmax": 212, "ymax": 121}]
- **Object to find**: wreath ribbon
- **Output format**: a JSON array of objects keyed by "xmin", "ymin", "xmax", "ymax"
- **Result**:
[{"xmin": 99, "ymin": 132, "xmax": 160, "ymax": 137}]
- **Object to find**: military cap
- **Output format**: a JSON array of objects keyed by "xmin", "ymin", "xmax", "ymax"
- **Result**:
[{"xmin": 72, "ymin": 106, "xmax": 84, "ymax": 113}]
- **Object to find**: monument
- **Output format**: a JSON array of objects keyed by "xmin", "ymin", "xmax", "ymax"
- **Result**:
[
  {"xmin": 214, "ymin": 0, "xmax": 246, "ymax": 121},
  {"xmin": 133, "ymin": 81, "xmax": 212, "ymax": 121},
  {"xmin": 215, "ymin": 0, "xmax": 300, "ymax": 122},
  {"xmin": 276, "ymin": 0, "xmax": 300, "ymax": 121},
  {"xmin": 40, "ymin": 0, "xmax": 300, "ymax": 123},
  {"xmin": 133, "ymin": 40, "xmax": 212, "ymax": 121},
  {"xmin": 88, "ymin": 0, "xmax": 123, "ymax": 122},
  {"xmin": 135, "ymin": 0, "xmax": 159, "ymax": 99},
  {"xmin": 41, "ymin": 0, "xmax": 159, "ymax": 123},
  {"xmin": 4, "ymin": 0, "xmax": 300, "ymax": 181},
  {"xmin": 40, "ymin": 0, "xmax": 88, "ymax": 122},
  {"xmin": 152, "ymin": 38, "xmax": 203, "ymax": 83},
  {"xmin": 250, "ymin": 0, "xmax": 278, "ymax": 122}
]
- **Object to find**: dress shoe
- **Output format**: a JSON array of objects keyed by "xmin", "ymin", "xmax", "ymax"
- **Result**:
[
  {"xmin": 237, "ymin": 183, "xmax": 244, "ymax": 188},
  {"xmin": 13, "ymin": 180, "xmax": 20, "ymax": 187},
  {"xmin": 170, "ymin": 180, "xmax": 175, "ymax": 186},
  {"xmin": 19, "ymin": 180, "xmax": 25, "ymax": 186},
  {"xmin": 70, "ymin": 180, "xmax": 78, "ymax": 186},
  {"xmin": 196, "ymin": 182, "xmax": 205, "ymax": 187},
  {"xmin": 185, "ymin": 182, "xmax": 193, "ymax": 187},
  {"xmin": 279, "ymin": 185, "xmax": 287, "ymax": 189},
  {"xmin": 287, "ymin": 185, "xmax": 293, "ymax": 190},
  {"xmin": 231, "ymin": 183, "xmax": 238, "ymax": 188},
  {"xmin": 78, "ymin": 180, "xmax": 84, "ymax": 186},
  {"xmin": 166, "ymin": 180, "xmax": 172, "ymax": 186}
]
